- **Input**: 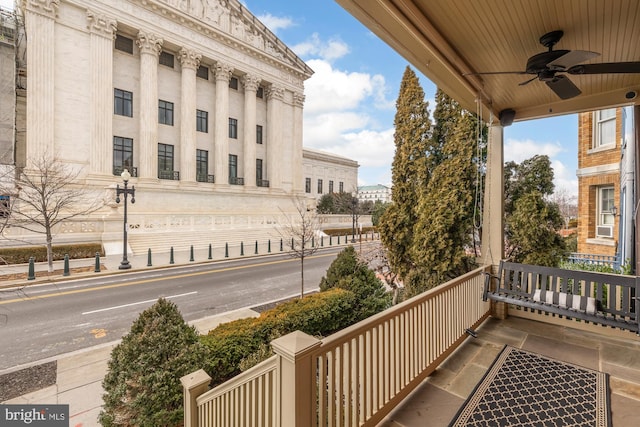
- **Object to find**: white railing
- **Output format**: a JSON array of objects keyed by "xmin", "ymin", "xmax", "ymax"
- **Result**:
[{"xmin": 182, "ymin": 265, "xmax": 491, "ymax": 427}]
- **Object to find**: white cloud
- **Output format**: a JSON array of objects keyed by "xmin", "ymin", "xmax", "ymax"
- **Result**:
[
  {"xmin": 504, "ymin": 138, "xmax": 563, "ymax": 163},
  {"xmin": 291, "ymin": 33, "xmax": 349, "ymax": 62},
  {"xmin": 256, "ymin": 13, "xmax": 295, "ymax": 33}
]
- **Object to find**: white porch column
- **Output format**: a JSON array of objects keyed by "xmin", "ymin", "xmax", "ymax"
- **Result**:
[
  {"xmin": 179, "ymin": 48, "xmax": 201, "ymax": 183},
  {"xmin": 481, "ymin": 123, "xmax": 505, "ymax": 267},
  {"xmin": 136, "ymin": 31, "xmax": 163, "ymax": 180},
  {"xmin": 266, "ymin": 85, "xmax": 285, "ymax": 191},
  {"xmin": 242, "ymin": 74, "xmax": 260, "ymax": 187},
  {"xmin": 214, "ymin": 62, "xmax": 233, "ymax": 184},
  {"xmin": 291, "ymin": 92, "xmax": 305, "ymax": 193},
  {"xmin": 23, "ymin": 0, "xmax": 58, "ymax": 163},
  {"xmin": 86, "ymin": 10, "xmax": 116, "ymax": 176}
]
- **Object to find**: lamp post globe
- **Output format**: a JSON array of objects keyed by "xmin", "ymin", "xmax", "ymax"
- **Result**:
[{"xmin": 116, "ymin": 168, "xmax": 136, "ymax": 270}]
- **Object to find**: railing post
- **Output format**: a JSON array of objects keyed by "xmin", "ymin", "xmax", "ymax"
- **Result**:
[
  {"xmin": 271, "ymin": 331, "xmax": 321, "ymax": 427},
  {"xmin": 63, "ymin": 254, "xmax": 70, "ymax": 276},
  {"xmin": 180, "ymin": 369, "xmax": 211, "ymax": 427}
]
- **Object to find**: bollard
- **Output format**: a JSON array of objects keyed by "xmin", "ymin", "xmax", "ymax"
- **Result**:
[
  {"xmin": 240, "ymin": 242, "xmax": 244, "ymax": 256},
  {"xmin": 338, "ymin": 235, "xmax": 341, "ymax": 244},
  {"xmin": 321, "ymin": 236, "xmax": 324, "ymax": 247},
  {"xmin": 28, "ymin": 257, "xmax": 35, "ymax": 280},
  {"xmin": 63, "ymin": 254, "xmax": 70, "ymax": 276},
  {"xmin": 170, "ymin": 247, "xmax": 175, "ymax": 264},
  {"xmin": 291, "ymin": 237, "xmax": 294, "ymax": 249},
  {"xmin": 268, "ymin": 239, "xmax": 271, "ymax": 253},
  {"xmin": 255, "ymin": 240, "xmax": 258, "ymax": 255},
  {"xmin": 190, "ymin": 245, "xmax": 194, "ymax": 262},
  {"xmin": 280, "ymin": 239, "xmax": 283, "ymax": 251},
  {"xmin": 225, "ymin": 243, "xmax": 229, "ymax": 258},
  {"xmin": 208, "ymin": 243, "xmax": 212, "ymax": 260},
  {"xmin": 147, "ymin": 248, "xmax": 152, "ymax": 267},
  {"xmin": 330, "ymin": 235, "xmax": 332, "ymax": 245},
  {"xmin": 94, "ymin": 252, "xmax": 101, "ymax": 273},
  {"xmin": 312, "ymin": 236, "xmax": 315, "ymax": 248}
]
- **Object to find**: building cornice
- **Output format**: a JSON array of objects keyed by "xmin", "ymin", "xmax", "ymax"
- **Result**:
[
  {"xmin": 303, "ymin": 148, "xmax": 359, "ymax": 168},
  {"xmin": 576, "ymin": 163, "xmax": 620, "ymax": 178}
]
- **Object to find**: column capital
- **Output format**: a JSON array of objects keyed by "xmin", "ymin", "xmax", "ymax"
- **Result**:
[
  {"xmin": 179, "ymin": 48, "xmax": 202, "ymax": 70},
  {"xmin": 24, "ymin": 0, "xmax": 59, "ymax": 18},
  {"xmin": 242, "ymin": 74, "xmax": 261, "ymax": 93},
  {"xmin": 214, "ymin": 62, "xmax": 234, "ymax": 83},
  {"xmin": 267, "ymin": 85, "xmax": 285, "ymax": 101},
  {"xmin": 136, "ymin": 31, "xmax": 163, "ymax": 56},
  {"xmin": 86, "ymin": 10, "xmax": 117, "ymax": 39},
  {"xmin": 293, "ymin": 92, "xmax": 305, "ymax": 108}
]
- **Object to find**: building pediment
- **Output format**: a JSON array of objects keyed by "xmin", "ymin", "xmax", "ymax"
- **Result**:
[{"xmin": 138, "ymin": 0, "xmax": 313, "ymax": 80}]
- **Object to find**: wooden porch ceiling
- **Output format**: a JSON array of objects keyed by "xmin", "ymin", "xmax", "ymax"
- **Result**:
[{"xmin": 334, "ymin": 0, "xmax": 640, "ymax": 123}]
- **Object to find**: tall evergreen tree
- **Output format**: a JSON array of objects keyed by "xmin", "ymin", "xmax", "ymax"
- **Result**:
[
  {"xmin": 409, "ymin": 108, "xmax": 479, "ymax": 294},
  {"xmin": 378, "ymin": 66, "xmax": 431, "ymax": 279}
]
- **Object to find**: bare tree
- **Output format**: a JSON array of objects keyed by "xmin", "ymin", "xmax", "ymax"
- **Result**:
[
  {"xmin": 277, "ymin": 197, "xmax": 320, "ymax": 298},
  {"xmin": 549, "ymin": 187, "xmax": 578, "ymax": 228},
  {"xmin": 358, "ymin": 241, "xmax": 402, "ymax": 305},
  {"xmin": 2, "ymin": 153, "xmax": 105, "ymax": 272}
]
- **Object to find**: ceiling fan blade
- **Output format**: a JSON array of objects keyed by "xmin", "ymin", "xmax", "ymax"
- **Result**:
[
  {"xmin": 519, "ymin": 76, "xmax": 538, "ymax": 86},
  {"xmin": 546, "ymin": 75, "xmax": 581, "ymax": 99},
  {"xmin": 547, "ymin": 50, "xmax": 599, "ymax": 70},
  {"xmin": 567, "ymin": 62, "xmax": 640, "ymax": 74}
]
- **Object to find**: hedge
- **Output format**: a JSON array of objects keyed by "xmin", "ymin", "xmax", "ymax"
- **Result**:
[
  {"xmin": 200, "ymin": 288, "xmax": 357, "ymax": 386},
  {"xmin": 0, "ymin": 243, "xmax": 104, "ymax": 264},
  {"xmin": 322, "ymin": 227, "xmax": 376, "ymax": 237}
]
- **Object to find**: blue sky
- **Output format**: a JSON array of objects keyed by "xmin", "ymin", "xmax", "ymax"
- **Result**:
[{"xmin": 0, "ymin": 0, "xmax": 578, "ymax": 197}]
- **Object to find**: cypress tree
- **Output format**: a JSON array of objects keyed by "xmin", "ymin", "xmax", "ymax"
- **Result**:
[{"xmin": 378, "ymin": 66, "xmax": 431, "ymax": 280}]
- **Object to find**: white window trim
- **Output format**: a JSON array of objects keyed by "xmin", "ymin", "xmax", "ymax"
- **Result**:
[
  {"xmin": 591, "ymin": 108, "xmax": 616, "ymax": 150},
  {"xmin": 595, "ymin": 186, "xmax": 615, "ymax": 238}
]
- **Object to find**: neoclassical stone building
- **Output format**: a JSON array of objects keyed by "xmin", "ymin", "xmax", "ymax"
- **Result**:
[{"xmin": 1, "ymin": 0, "xmax": 357, "ymax": 254}]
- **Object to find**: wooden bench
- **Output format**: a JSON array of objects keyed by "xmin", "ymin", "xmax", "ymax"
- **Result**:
[{"xmin": 483, "ymin": 260, "xmax": 640, "ymax": 334}]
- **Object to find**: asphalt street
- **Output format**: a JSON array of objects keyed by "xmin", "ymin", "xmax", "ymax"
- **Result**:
[{"xmin": 0, "ymin": 248, "xmax": 342, "ymax": 371}]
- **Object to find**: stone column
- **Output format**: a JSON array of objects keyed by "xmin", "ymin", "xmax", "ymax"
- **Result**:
[
  {"xmin": 242, "ymin": 74, "xmax": 260, "ymax": 187},
  {"xmin": 136, "ymin": 31, "xmax": 163, "ymax": 180},
  {"xmin": 23, "ymin": 0, "xmax": 58, "ymax": 163},
  {"xmin": 291, "ymin": 92, "xmax": 305, "ymax": 193},
  {"xmin": 179, "ymin": 48, "xmax": 201, "ymax": 183},
  {"xmin": 87, "ymin": 10, "xmax": 117, "ymax": 176},
  {"xmin": 214, "ymin": 62, "xmax": 233, "ymax": 184},
  {"xmin": 266, "ymin": 85, "xmax": 285, "ymax": 190},
  {"xmin": 481, "ymin": 123, "xmax": 505, "ymax": 267}
]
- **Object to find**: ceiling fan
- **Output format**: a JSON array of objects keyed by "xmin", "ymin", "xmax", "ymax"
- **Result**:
[{"xmin": 468, "ymin": 30, "xmax": 640, "ymax": 100}]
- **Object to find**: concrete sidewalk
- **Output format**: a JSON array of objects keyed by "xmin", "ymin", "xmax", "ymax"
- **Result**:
[{"xmin": 1, "ymin": 307, "xmax": 261, "ymax": 426}]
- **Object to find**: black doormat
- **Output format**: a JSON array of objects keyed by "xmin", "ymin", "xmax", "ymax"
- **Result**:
[{"xmin": 449, "ymin": 345, "xmax": 611, "ymax": 426}]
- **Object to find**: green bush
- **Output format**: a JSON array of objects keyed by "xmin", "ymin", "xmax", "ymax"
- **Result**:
[
  {"xmin": 0, "ymin": 243, "xmax": 103, "ymax": 264},
  {"xmin": 320, "ymin": 246, "xmax": 392, "ymax": 321},
  {"xmin": 322, "ymin": 227, "xmax": 375, "ymax": 237},
  {"xmin": 200, "ymin": 288, "xmax": 356, "ymax": 386},
  {"xmin": 100, "ymin": 298, "xmax": 211, "ymax": 427}
]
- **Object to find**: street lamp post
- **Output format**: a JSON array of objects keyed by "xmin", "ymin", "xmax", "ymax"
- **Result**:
[
  {"xmin": 115, "ymin": 169, "xmax": 135, "ymax": 270},
  {"xmin": 351, "ymin": 197, "xmax": 357, "ymax": 243}
]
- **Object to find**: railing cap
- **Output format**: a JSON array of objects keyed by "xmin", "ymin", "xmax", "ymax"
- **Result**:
[
  {"xmin": 271, "ymin": 330, "xmax": 321, "ymax": 362},
  {"xmin": 180, "ymin": 368, "xmax": 211, "ymax": 389}
]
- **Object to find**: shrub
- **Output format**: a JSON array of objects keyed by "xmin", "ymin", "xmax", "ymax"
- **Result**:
[
  {"xmin": 320, "ymin": 246, "xmax": 392, "ymax": 321},
  {"xmin": 200, "ymin": 288, "xmax": 356, "ymax": 386},
  {"xmin": 100, "ymin": 298, "xmax": 211, "ymax": 427},
  {"xmin": 0, "ymin": 243, "xmax": 103, "ymax": 264}
]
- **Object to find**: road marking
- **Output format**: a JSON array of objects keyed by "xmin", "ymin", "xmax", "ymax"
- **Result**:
[
  {"xmin": 0, "ymin": 252, "xmax": 337, "ymax": 306},
  {"xmin": 82, "ymin": 291, "xmax": 197, "ymax": 315}
]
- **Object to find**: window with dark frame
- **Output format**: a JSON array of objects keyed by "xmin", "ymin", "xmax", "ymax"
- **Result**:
[
  {"xmin": 158, "ymin": 100, "xmax": 174, "ymax": 125},
  {"xmin": 113, "ymin": 136, "xmax": 133, "ymax": 175},
  {"xmin": 329, "ymin": 180, "xmax": 334, "ymax": 193},
  {"xmin": 305, "ymin": 178, "xmax": 311, "ymax": 193},
  {"xmin": 256, "ymin": 86, "xmax": 264, "ymax": 98},
  {"xmin": 196, "ymin": 149, "xmax": 208, "ymax": 182},
  {"xmin": 114, "ymin": 89, "xmax": 133, "ymax": 117},
  {"xmin": 158, "ymin": 143, "xmax": 174, "ymax": 179},
  {"xmin": 114, "ymin": 34, "xmax": 133, "ymax": 54},
  {"xmin": 256, "ymin": 125, "xmax": 263, "ymax": 144},
  {"xmin": 256, "ymin": 159, "xmax": 263, "ymax": 182},
  {"xmin": 229, "ymin": 118, "xmax": 238, "ymax": 139},
  {"xmin": 159, "ymin": 51, "xmax": 175, "ymax": 68},
  {"xmin": 229, "ymin": 154, "xmax": 238, "ymax": 179},
  {"xmin": 317, "ymin": 179, "xmax": 323, "ymax": 194},
  {"xmin": 339, "ymin": 181, "xmax": 344, "ymax": 192},
  {"xmin": 196, "ymin": 65, "xmax": 209, "ymax": 80},
  {"xmin": 196, "ymin": 110, "xmax": 208, "ymax": 133},
  {"xmin": 229, "ymin": 76, "xmax": 239, "ymax": 90}
]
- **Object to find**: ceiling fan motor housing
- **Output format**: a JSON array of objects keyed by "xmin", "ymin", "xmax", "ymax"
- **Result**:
[{"xmin": 526, "ymin": 50, "xmax": 570, "ymax": 74}]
